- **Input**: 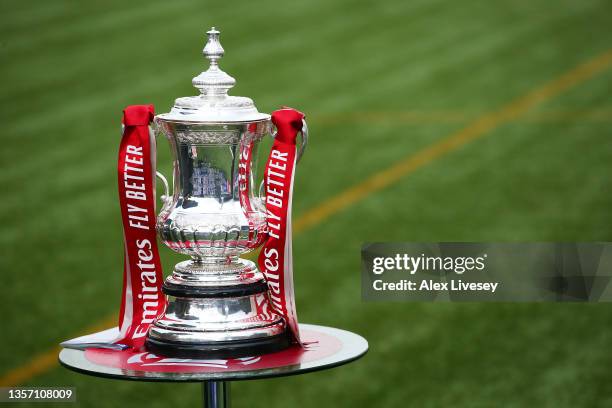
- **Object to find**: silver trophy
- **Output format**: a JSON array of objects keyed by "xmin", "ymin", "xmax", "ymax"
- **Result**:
[{"xmin": 145, "ymin": 28, "xmax": 306, "ymax": 358}]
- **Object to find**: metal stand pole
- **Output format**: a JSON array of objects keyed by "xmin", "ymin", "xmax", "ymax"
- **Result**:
[{"xmin": 202, "ymin": 381, "xmax": 230, "ymax": 408}]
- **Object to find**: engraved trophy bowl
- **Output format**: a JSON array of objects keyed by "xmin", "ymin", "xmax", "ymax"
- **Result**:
[{"xmin": 145, "ymin": 28, "xmax": 305, "ymax": 358}]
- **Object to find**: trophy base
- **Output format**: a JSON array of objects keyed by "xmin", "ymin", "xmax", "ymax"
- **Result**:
[
  {"xmin": 145, "ymin": 257, "xmax": 291, "ymax": 359},
  {"xmin": 145, "ymin": 331, "xmax": 291, "ymax": 359}
]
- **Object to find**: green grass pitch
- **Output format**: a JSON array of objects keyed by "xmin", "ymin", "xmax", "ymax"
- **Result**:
[{"xmin": 1, "ymin": 0, "xmax": 612, "ymax": 406}]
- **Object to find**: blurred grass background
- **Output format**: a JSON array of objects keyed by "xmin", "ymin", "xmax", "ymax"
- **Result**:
[{"xmin": 1, "ymin": 0, "xmax": 612, "ymax": 406}]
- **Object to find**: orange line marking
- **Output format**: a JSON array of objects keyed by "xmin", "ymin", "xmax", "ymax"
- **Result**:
[
  {"xmin": 294, "ymin": 50, "xmax": 612, "ymax": 233},
  {"xmin": 0, "ymin": 316, "xmax": 117, "ymax": 386}
]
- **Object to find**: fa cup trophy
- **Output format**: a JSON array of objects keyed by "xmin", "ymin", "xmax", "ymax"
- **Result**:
[
  {"xmin": 60, "ymin": 28, "xmax": 370, "ymax": 395},
  {"xmin": 144, "ymin": 28, "xmax": 307, "ymax": 358}
]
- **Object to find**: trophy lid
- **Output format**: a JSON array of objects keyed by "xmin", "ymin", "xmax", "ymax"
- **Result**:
[{"xmin": 157, "ymin": 27, "xmax": 269, "ymax": 123}]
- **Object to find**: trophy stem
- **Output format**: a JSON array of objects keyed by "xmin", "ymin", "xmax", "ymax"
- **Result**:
[{"xmin": 190, "ymin": 255, "xmax": 240, "ymax": 265}]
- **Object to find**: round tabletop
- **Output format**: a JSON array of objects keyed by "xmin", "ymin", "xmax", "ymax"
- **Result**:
[{"xmin": 59, "ymin": 324, "xmax": 368, "ymax": 382}]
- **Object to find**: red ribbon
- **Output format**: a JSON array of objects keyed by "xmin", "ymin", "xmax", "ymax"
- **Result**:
[
  {"xmin": 116, "ymin": 105, "xmax": 166, "ymax": 348},
  {"xmin": 258, "ymin": 108, "xmax": 305, "ymax": 344}
]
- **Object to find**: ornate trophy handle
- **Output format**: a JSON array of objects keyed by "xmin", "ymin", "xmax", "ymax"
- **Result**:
[
  {"xmin": 155, "ymin": 170, "xmax": 170, "ymax": 202},
  {"xmin": 121, "ymin": 124, "xmax": 172, "ymax": 207},
  {"xmin": 149, "ymin": 126, "xmax": 173, "ymax": 209},
  {"xmin": 259, "ymin": 118, "xmax": 308, "ymax": 197}
]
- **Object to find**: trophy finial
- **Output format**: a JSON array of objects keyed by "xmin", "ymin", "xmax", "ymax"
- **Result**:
[
  {"xmin": 192, "ymin": 27, "xmax": 236, "ymax": 96},
  {"xmin": 203, "ymin": 27, "xmax": 223, "ymax": 66}
]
